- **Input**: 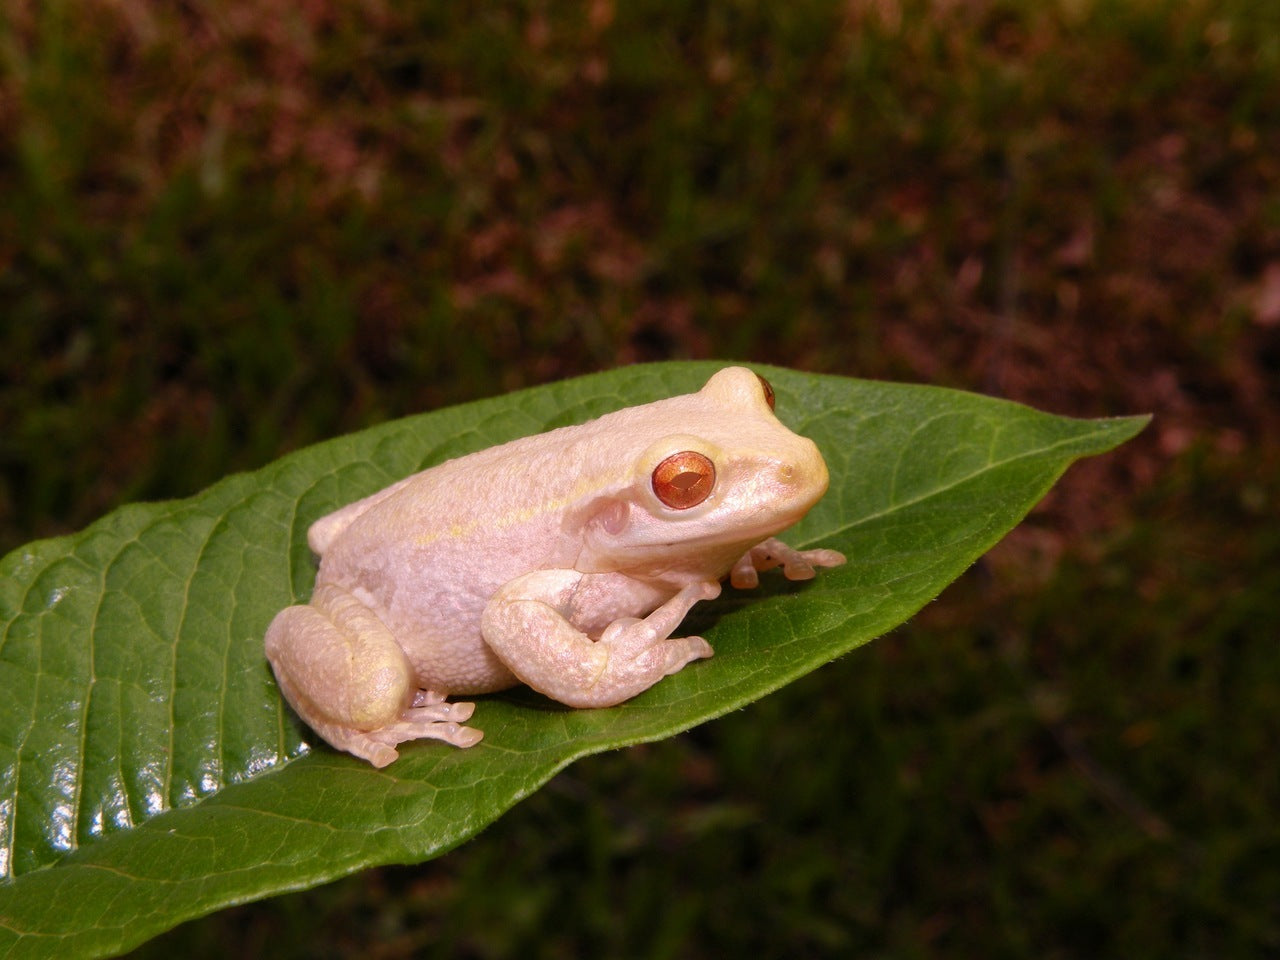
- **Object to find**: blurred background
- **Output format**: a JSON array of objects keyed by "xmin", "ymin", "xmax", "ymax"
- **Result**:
[{"xmin": 2, "ymin": 0, "xmax": 1277, "ymax": 956}]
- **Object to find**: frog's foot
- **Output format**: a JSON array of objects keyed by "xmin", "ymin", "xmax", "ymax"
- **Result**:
[
  {"xmin": 591, "ymin": 615, "xmax": 715, "ymax": 696},
  {"xmin": 366, "ymin": 692, "xmax": 484, "ymax": 753},
  {"xmin": 730, "ymin": 537, "xmax": 847, "ymax": 589},
  {"xmin": 266, "ymin": 586, "xmax": 484, "ymax": 768},
  {"xmin": 410, "ymin": 687, "xmax": 473, "ymax": 716},
  {"xmin": 398, "ymin": 689, "xmax": 482, "ymax": 743},
  {"xmin": 302, "ymin": 693, "xmax": 482, "ymax": 768},
  {"xmin": 483, "ymin": 571, "xmax": 719, "ymax": 709}
]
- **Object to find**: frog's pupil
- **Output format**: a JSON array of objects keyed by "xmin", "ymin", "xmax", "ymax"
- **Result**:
[{"xmin": 652, "ymin": 451, "xmax": 715, "ymax": 509}]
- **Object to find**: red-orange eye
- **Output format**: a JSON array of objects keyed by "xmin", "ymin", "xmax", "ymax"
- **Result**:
[
  {"xmin": 652, "ymin": 451, "xmax": 715, "ymax": 510},
  {"xmin": 756, "ymin": 374, "xmax": 776, "ymax": 410}
]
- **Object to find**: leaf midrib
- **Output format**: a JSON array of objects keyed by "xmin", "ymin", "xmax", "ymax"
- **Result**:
[{"xmin": 840, "ymin": 421, "xmax": 1127, "ymax": 538}]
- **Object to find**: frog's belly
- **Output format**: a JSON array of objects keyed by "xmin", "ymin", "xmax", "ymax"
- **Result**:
[
  {"xmin": 403, "ymin": 627, "xmax": 519, "ymax": 695},
  {"xmin": 319, "ymin": 514, "xmax": 581, "ymax": 694},
  {"xmin": 341, "ymin": 575, "xmax": 520, "ymax": 695},
  {"xmin": 323, "ymin": 543, "xmax": 557, "ymax": 695}
]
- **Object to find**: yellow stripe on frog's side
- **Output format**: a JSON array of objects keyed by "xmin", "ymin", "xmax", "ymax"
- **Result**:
[{"xmin": 416, "ymin": 468, "xmax": 628, "ymax": 549}]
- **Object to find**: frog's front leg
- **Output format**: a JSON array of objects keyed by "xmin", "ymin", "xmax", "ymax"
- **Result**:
[
  {"xmin": 729, "ymin": 537, "xmax": 847, "ymax": 589},
  {"xmin": 265, "ymin": 583, "xmax": 482, "ymax": 767},
  {"xmin": 481, "ymin": 570, "xmax": 717, "ymax": 708}
]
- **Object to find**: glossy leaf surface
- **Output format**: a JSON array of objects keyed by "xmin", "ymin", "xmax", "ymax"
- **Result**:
[{"xmin": 0, "ymin": 363, "xmax": 1147, "ymax": 958}]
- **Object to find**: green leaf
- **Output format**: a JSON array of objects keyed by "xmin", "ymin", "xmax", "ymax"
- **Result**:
[{"xmin": 0, "ymin": 362, "xmax": 1147, "ymax": 958}]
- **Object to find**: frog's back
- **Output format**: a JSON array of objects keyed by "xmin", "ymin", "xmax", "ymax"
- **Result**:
[
  {"xmin": 309, "ymin": 439, "xmax": 611, "ymax": 693},
  {"xmin": 312, "ymin": 370, "xmax": 785, "ymax": 614},
  {"xmin": 310, "ymin": 434, "xmax": 594, "ymax": 636}
]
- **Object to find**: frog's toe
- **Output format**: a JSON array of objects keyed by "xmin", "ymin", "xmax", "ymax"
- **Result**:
[
  {"xmin": 302, "ymin": 723, "xmax": 403, "ymax": 768},
  {"xmin": 401, "ymin": 698, "xmax": 475, "ymax": 724},
  {"xmin": 661, "ymin": 635, "xmax": 714, "ymax": 674},
  {"xmin": 384, "ymin": 719, "xmax": 483, "ymax": 750},
  {"xmin": 410, "ymin": 688, "xmax": 447, "ymax": 707},
  {"xmin": 368, "ymin": 700, "xmax": 486, "ymax": 753},
  {"xmin": 784, "ymin": 548, "xmax": 846, "ymax": 579},
  {"xmin": 446, "ymin": 723, "xmax": 484, "ymax": 748},
  {"xmin": 365, "ymin": 742, "xmax": 400, "ymax": 769}
]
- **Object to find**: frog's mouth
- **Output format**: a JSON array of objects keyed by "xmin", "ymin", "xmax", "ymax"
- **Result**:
[{"xmin": 661, "ymin": 496, "xmax": 823, "ymax": 554}]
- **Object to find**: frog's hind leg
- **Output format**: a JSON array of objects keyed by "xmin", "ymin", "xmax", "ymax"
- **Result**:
[{"xmin": 265, "ymin": 584, "xmax": 482, "ymax": 767}]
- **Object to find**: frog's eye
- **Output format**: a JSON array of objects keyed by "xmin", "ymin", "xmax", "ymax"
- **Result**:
[
  {"xmin": 652, "ymin": 451, "xmax": 715, "ymax": 510},
  {"xmin": 756, "ymin": 374, "xmax": 776, "ymax": 410}
]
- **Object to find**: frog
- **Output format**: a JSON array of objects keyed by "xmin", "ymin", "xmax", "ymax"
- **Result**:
[{"xmin": 265, "ymin": 366, "xmax": 845, "ymax": 767}]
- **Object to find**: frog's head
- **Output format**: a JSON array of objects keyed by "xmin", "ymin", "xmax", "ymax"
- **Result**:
[{"xmin": 577, "ymin": 367, "xmax": 831, "ymax": 576}]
